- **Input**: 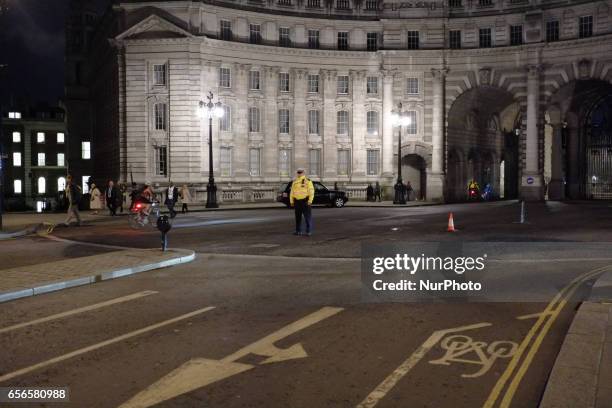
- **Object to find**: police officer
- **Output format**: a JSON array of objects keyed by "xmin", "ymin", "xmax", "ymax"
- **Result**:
[{"xmin": 290, "ymin": 168, "xmax": 315, "ymax": 236}]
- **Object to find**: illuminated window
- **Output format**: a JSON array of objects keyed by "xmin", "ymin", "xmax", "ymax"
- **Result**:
[
  {"xmin": 38, "ymin": 153, "xmax": 46, "ymax": 166},
  {"xmin": 12, "ymin": 132, "xmax": 21, "ymax": 143},
  {"xmin": 57, "ymin": 132, "xmax": 65, "ymax": 143},
  {"xmin": 14, "ymin": 179, "xmax": 22, "ymax": 194},
  {"xmin": 82, "ymin": 141, "xmax": 91, "ymax": 159},
  {"xmin": 57, "ymin": 153, "xmax": 65, "ymax": 166},
  {"xmin": 13, "ymin": 152, "xmax": 22, "ymax": 167},
  {"xmin": 38, "ymin": 177, "xmax": 46, "ymax": 194},
  {"xmin": 58, "ymin": 177, "xmax": 66, "ymax": 192},
  {"xmin": 37, "ymin": 132, "xmax": 45, "ymax": 143}
]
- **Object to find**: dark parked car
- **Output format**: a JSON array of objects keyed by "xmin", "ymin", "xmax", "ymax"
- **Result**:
[{"xmin": 277, "ymin": 181, "xmax": 349, "ymax": 208}]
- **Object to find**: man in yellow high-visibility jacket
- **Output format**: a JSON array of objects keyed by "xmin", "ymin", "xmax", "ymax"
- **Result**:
[{"xmin": 290, "ymin": 168, "xmax": 315, "ymax": 236}]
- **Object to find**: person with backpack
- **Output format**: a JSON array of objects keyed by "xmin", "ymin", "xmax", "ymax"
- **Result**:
[{"xmin": 64, "ymin": 175, "xmax": 82, "ymax": 226}]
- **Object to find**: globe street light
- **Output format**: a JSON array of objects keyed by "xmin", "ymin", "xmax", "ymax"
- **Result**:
[
  {"xmin": 391, "ymin": 102, "xmax": 412, "ymax": 205},
  {"xmin": 198, "ymin": 92, "xmax": 224, "ymax": 208}
]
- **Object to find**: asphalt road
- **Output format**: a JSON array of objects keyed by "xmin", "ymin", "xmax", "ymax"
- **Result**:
[{"xmin": 1, "ymin": 200, "xmax": 611, "ymax": 408}]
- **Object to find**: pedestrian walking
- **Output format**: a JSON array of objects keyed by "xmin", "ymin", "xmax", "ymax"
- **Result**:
[
  {"xmin": 64, "ymin": 175, "xmax": 82, "ymax": 226},
  {"xmin": 165, "ymin": 181, "xmax": 179, "ymax": 218},
  {"xmin": 89, "ymin": 183, "xmax": 103, "ymax": 214},
  {"xmin": 374, "ymin": 181, "xmax": 382, "ymax": 202},
  {"xmin": 105, "ymin": 180, "xmax": 119, "ymax": 216},
  {"xmin": 366, "ymin": 183, "xmax": 374, "ymax": 202},
  {"xmin": 290, "ymin": 168, "xmax": 314, "ymax": 236},
  {"xmin": 406, "ymin": 181, "xmax": 415, "ymax": 201},
  {"xmin": 179, "ymin": 184, "xmax": 192, "ymax": 214}
]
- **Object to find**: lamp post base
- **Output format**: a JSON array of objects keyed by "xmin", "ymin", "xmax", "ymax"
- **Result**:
[{"xmin": 206, "ymin": 181, "xmax": 219, "ymax": 208}]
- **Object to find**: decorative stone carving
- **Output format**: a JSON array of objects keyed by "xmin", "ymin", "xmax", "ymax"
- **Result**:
[
  {"xmin": 478, "ymin": 68, "xmax": 491, "ymax": 86},
  {"xmin": 578, "ymin": 59, "xmax": 591, "ymax": 79}
]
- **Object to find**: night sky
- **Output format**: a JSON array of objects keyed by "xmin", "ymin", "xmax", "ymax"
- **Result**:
[{"xmin": 1, "ymin": 0, "xmax": 109, "ymax": 108}]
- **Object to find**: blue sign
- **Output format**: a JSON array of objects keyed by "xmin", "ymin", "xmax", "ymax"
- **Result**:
[{"xmin": 526, "ymin": 177, "xmax": 534, "ymax": 185}]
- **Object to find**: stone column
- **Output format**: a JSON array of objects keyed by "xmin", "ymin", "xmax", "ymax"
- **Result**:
[
  {"xmin": 351, "ymin": 70, "xmax": 366, "ymax": 178},
  {"xmin": 322, "ymin": 69, "xmax": 337, "ymax": 179},
  {"xmin": 233, "ymin": 63, "xmax": 249, "ymax": 180},
  {"xmin": 566, "ymin": 124, "xmax": 581, "ymax": 199},
  {"xmin": 521, "ymin": 64, "xmax": 544, "ymax": 201},
  {"xmin": 381, "ymin": 72, "xmax": 394, "ymax": 179},
  {"xmin": 293, "ymin": 68, "xmax": 308, "ymax": 172},
  {"xmin": 547, "ymin": 123, "xmax": 565, "ymax": 200},
  {"xmin": 428, "ymin": 68, "xmax": 447, "ymax": 201},
  {"xmin": 263, "ymin": 67, "xmax": 279, "ymax": 179}
]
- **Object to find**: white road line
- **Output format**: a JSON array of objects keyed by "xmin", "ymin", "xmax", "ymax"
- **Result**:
[
  {"xmin": 356, "ymin": 322, "xmax": 491, "ymax": 408},
  {"xmin": 0, "ymin": 306, "xmax": 215, "ymax": 384},
  {"xmin": 0, "ymin": 291, "xmax": 158, "ymax": 334}
]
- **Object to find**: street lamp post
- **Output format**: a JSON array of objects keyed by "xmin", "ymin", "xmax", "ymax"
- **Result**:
[
  {"xmin": 392, "ymin": 102, "xmax": 411, "ymax": 205},
  {"xmin": 199, "ymin": 92, "xmax": 224, "ymax": 208}
]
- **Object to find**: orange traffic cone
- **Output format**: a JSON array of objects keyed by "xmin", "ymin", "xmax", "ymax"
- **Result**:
[{"xmin": 447, "ymin": 213, "xmax": 456, "ymax": 232}]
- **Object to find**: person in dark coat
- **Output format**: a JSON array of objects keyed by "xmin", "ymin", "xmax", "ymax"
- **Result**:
[
  {"xmin": 374, "ymin": 181, "xmax": 382, "ymax": 202},
  {"xmin": 366, "ymin": 183, "xmax": 374, "ymax": 202},
  {"xmin": 105, "ymin": 180, "xmax": 120, "ymax": 216},
  {"xmin": 165, "ymin": 181, "xmax": 179, "ymax": 218}
]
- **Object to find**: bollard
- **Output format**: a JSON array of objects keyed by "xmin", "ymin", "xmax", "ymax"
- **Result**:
[
  {"xmin": 156, "ymin": 215, "xmax": 172, "ymax": 251},
  {"xmin": 520, "ymin": 200, "xmax": 526, "ymax": 224}
]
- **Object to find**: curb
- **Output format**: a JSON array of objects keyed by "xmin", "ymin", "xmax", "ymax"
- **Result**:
[
  {"xmin": 0, "ymin": 249, "xmax": 196, "ymax": 304},
  {"xmin": 0, "ymin": 224, "xmax": 43, "ymax": 241}
]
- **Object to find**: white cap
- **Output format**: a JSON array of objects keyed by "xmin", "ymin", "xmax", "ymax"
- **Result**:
[{"xmin": 296, "ymin": 168, "xmax": 305, "ymax": 173}]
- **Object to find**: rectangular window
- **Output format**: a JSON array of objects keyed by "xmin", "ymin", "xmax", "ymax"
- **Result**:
[
  {"xmin": 249, "ymin": 24, "xmax": 262, "ymax": 44},
  {"xmin": 279, "ymin": 72, "xmax": 290, "ymax": 92},
  {"xmin": 365, "ymin": 0, "xmax": 377, "ymax": 9},
  {"xmin": 337, "ymin": 149, "xmax": 350, "ymax": 176},
  {"xmin": 407, "ymin": 30, "xmax": 419, "ymax": 49},
  {"xmin": 57, "ymin": 132, "xmax": 65, "ymax": 143},
  {"xmin": 220, "ymin": 147, "xmax": 232, "ymax": 176},
  {"xmin": 57, "ymin": 153, "xmax": 65, "ymax": 167},
  {"xmin": 37, "ymin": 132, "xmax": 45, "ymax": 143},
  {"xmin": 308, "ymin": 74, "xmax": 319, "ymax": 93},
  {"xmin": 279, "ymin": 149, "xmax": 291, "ymax": 177},
  {"xmin": 337, "ymin": 111, "xmax": 349, "ymax": 135},
  {"xmin": 154, "ymin": 103, "xmax": 167, "ymax": 130},
  {"xmin": 308, "ymin": 110, "xmax": 320, "ymax": 134},
  {"xmin": 546, "ymin": 20, "xmax": 560, "ymax": 42},
  {"xmin": 309, "ymin": 149, "xmax": 321, "ymax": 176},
  {"xmin": 219, "ymin": 106, "xmax": 231, "ymax": 131},
  {"xmin": 406, "ymin": 111, "xmax": 417, "ymax": 134},
  {"xmin": 307, "ymin": 0, "xmax": 321, "ymax": 7},
  {"xmin": 219, "ymin": 67, "xmax": 231, "ymax": 88},
  {"xmin": 220, "ymin": 20, "xmax": 232, "ymax": 41},
  {"xmin": 337, "ymin": 75, "xmax": 349, "ymax": 95},
  {"xmin": 338, "ymin": 31, "xmax": 349, "ymax": 50},
  {"xmin": 155, "ymin": 145, "xmax": 167, "ymax": 176},
  {"xmin": 153, "ymin": 64, "xmax": 167, "ymax": 86},
  {"xmin": 38, "ymin": 177, "xmax": 46, "ymax": 194},
  {"xmin": 38, "ymin": 153, "xmax": 46, "ymax": 166},
  {"xmin": 479, "ymin": 0, "xmax": 492, "ymax": 5},
  {"xmin": 82, "ymin": 176, "xmax": 90, "ymax": 194},
  {"xmin": 14, "ymin": 179, "xmax": 22, "ymax": 194},
  {"xmin": 249, "ymin": 148, "xmax": 261, "ymax": 176},
  {"xmin": 249, "ymin": 70, "xmax": 261, "ymax": 90},
  {"xmin": 479, "ymin": 28, "xmax": 492, "ymax": 48},
  {"xmin": 279, "ymin": 109, "xmax": 290, "ymax": 133},
  {"xmin": 406, "ymin": 77, "xmax": 419, "ymax": 94},
  {"xmin": 449, "ymin": 30, "xmax": 461, "ymax": 49},
  {"xmin": 249, "ymin": 107, "xmax": 260, "ymax": 132},
  {"xmin": 8, "ymin": 112, "xmax": 21, "ymax": 119},
  {"xmin": 367, "ymin": 76, "xmax": 378, "ymax": 94},
  {"xmin": 82, "ymin": 141, "xmax": 91, "ymax": 159},
  {"xmin": 367, "ymin": 111, "xmax": 379, "ymax": 135},
  {"xmin": 367, "ymin": 32, "xmax": 378, "ymax": 51},
  {"xmin": 449, "ymin": 0, "xmax": 462, "ymax": 7},
  {"xmin": 367, "ymin": 150, "xmax": 380, "ymax": 175},
  {"xmin": 510, "ymin": 25, "xmax": 523, "ymax": 45},
  {"xmin": 579, "ymin": 15, "xmax": 593, "ymax": 38},
  {"xmin": 13, "ymin": 152, "xmax": 21, "ymax": 167},
  {"xmin": 12, "ymin": 131, "xmax": 21, "ymax": 143},
  {"xmin": 308, "ymin": 30, "xmax": 320, "ymax": 49},
  {"xmin": 279, "ymin": 27, "xmax": 291, "ymax": 47}
]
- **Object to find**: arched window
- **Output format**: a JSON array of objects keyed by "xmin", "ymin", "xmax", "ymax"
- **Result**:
[
  {"xmin": 38, "ymin": 177, "xmax": 46, "ymax": 194},
  {"xmin": 58, "ymin": 177, "xmax": 66, "ymax": 192}
]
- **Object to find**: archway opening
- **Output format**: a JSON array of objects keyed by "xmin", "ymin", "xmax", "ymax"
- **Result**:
[
  {"xmin": 401, "ymin": 154, "xmax": 427, "ymax": 200},
  {"xmin": 446, "ymin": 86, "xmax": 520, "ymax": 201}
]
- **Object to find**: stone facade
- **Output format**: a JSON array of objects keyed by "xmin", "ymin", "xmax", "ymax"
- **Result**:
[{"xmin": 67, "ymin": 0, "xmax": 612, "ymax": 202}]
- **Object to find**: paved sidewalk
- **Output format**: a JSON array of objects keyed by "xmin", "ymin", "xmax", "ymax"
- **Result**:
[
  {"xmin": 0, "ymin": 247, "xmax": 195, "ymax": 303},
  {"xmin": 539, "ymin": 272, "xmax": 612, "ymax": 408}
]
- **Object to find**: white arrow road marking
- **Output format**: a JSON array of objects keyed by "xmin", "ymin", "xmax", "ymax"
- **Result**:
[
  {"xmin": 0, "ymin": 306, "xmax": 215, "ymax": 384},
  {"xmin": 119, "ymin": 306, "xmax": 343, "ymax": 408},
  {"xmin": 356, "ymin": 322, "xmax": 492, "ymax": 408},
  {"xmin": 0, "ymin": 290, "xmax": 158, "ymax": 334}
]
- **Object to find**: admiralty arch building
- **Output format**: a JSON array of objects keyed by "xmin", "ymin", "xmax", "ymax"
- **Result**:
[{"xmin": 65, "ymin": 0, "xmax": 612, "ymax": 202}]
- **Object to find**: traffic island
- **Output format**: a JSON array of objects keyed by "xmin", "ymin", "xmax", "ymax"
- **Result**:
[{"xmin": 0, "ymin": 248, "xmax": 195, "ymax": 303}]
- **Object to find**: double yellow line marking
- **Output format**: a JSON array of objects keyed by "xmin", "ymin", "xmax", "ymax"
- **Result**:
[{"xmin": 483, "ymin": 264, "xmax": 612, "ymax": 408}]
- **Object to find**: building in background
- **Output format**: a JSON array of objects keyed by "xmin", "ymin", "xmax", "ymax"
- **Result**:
[
  {"xmin": 1, "ymin": 104, "xmax": 68, "ymax": 211},
  {"xmin": 66, "ymin": 0, "xmax": 612, "ymax": 203}
]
